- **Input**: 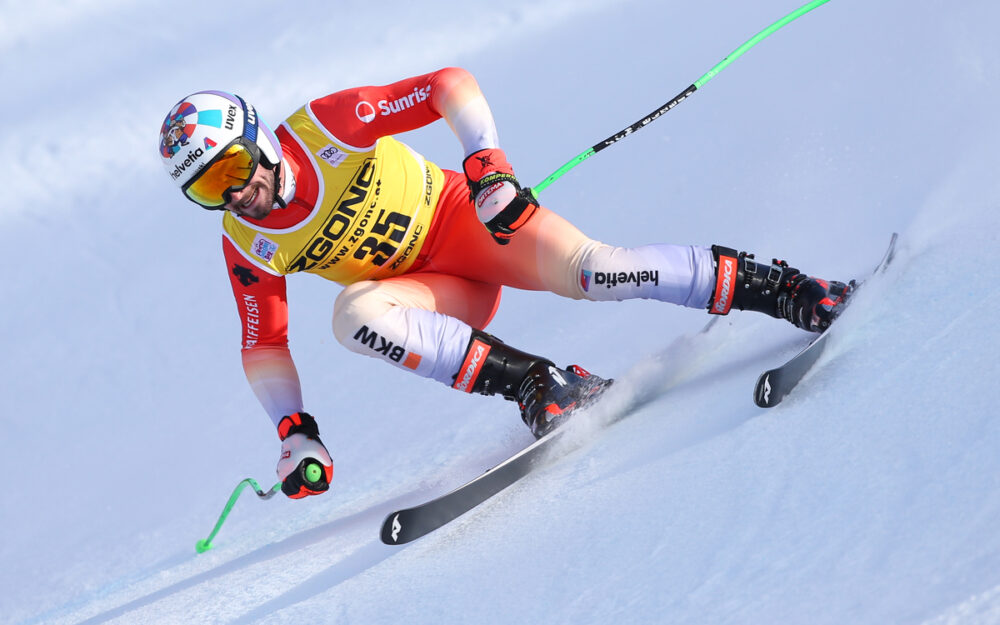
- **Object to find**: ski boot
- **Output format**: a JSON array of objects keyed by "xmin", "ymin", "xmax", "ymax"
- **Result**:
[
  {"xmin": 452, "ymin": 330, "xmax": 612, "ymax": 438},
  {"xmin": 708, "ymin": 245, "xmax": 855, "ymax": 333}
]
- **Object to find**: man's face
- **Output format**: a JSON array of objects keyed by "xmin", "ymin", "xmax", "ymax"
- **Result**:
[{"xmin": 223, "ymin": 163, "xmax": 276, "ymax": 220}]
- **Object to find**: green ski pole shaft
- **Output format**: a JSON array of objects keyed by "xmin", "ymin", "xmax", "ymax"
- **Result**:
[
  {"xmin": 529, "ymin": 0, "xmax": 831, "ymax": 197},
  {"xmin": 196, "ymin": 478, "xmax": 281, "ymax": 553}
]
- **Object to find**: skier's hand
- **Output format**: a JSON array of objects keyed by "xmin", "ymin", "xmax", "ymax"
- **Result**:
[
  {"xmin": 275, "ymin": 412, "xmax": 333, "ymax": 499},
  {"xmin": 463, "ymin": 148, "xmax": 538, "ymax": 245}
]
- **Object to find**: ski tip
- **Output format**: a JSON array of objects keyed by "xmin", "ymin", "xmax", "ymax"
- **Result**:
[{"xmin": 880, "ymin": 232, "xmax": 899, "ymax": 272}]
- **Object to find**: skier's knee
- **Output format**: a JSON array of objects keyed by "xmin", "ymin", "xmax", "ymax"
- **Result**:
[{"xmin": 332, "ymin": 281, "xmax": 390, "ymax": 349}]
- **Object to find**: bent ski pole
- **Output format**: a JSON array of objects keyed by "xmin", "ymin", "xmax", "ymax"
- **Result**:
[
  {"xmin": 528, "ymin": 0, "xmax": 831, "ymax": 198},
  {"xmin": 196, "ymin": 477, "xmax": 281, "ymax": 553}
]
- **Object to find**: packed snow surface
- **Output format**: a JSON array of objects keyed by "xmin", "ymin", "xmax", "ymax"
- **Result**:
[{"xmin": 2, "ymin": 1, "xmax": 998, "ymax": 623}]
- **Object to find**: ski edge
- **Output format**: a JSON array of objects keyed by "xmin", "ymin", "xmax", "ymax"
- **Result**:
[
  {"xmin": 380, "ymin": 317, "xmax": 722, "ymax": 545},
  {"xmin": 753, "ymin": 331, "xmax": 831, "ymax": 407},
  {"xmin": 380, "ymin": 428, "xmax": 566, "ymax": 545}
]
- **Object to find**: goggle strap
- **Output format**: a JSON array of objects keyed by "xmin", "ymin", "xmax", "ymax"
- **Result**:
[{"xmin": 235, "ymin": 94, "xmax": 259, "ymax": 143}]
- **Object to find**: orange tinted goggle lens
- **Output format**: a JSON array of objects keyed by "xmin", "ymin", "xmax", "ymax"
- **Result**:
[{"xmin": 184, "ymin": 144, "xmax": 257, "ymax": 208}]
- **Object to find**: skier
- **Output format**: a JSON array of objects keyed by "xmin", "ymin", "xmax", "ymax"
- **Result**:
[{"xmin": 158, "ymin": 67, "xmax": 852, "ymax": 499}]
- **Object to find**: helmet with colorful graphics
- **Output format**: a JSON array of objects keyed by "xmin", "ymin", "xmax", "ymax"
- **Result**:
[{"xmin": 158, "ymin": 90, "xmax": 283, "ymax": 209}]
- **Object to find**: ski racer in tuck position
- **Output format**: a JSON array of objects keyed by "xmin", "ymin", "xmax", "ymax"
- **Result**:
[{"xmin": 158, "ymin": 67, "xmax": 853, "ymax": 499}]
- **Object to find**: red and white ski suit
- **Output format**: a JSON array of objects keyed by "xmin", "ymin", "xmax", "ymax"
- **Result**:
[{"xmin": 222, "ymin": 68, "xmax": 716, "ymax": 424}]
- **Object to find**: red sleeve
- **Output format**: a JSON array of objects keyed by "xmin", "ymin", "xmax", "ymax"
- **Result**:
[
  {"xmin": 308, "ymin": 67, "xmax": 479, "ymax": 147},
  {"xmin": 224, "ymin": 236, "xmax": 305, "ymax": 425},
  {"xmin": 223, "ymin": 236, "xmax": 289, "ymax": 350}
]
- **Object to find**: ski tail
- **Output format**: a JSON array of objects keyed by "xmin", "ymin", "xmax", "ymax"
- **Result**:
[{"xmin": 754, "ymin": 233, "xmax": 898, "ymax": 408}]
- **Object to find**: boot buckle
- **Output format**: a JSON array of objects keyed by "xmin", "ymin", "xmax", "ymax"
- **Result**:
[{"xmin": 765, "ymin": 261, "xmax": 786, "ymax": 293}]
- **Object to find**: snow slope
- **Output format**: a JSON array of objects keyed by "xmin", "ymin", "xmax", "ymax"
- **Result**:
[{"xmin": 2, "ymin": 0, "xmax": 998, "ymax": 623}]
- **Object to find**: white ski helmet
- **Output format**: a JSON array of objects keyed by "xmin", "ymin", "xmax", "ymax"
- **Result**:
[{"xmin": 158, "ymin": 90, "xmax": 283, "ymax": 208}]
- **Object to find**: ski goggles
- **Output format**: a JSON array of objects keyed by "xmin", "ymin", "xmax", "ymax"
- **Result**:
[{"xmin": 181, "ymin": 99, "xmax": 262, "ymax": 210}]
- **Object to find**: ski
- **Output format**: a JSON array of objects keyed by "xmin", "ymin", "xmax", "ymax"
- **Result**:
[
  {"xmin": 753, "ymin": 233, "xmax": 898, "ymax": 408},
  {"xmin": 381, "ymin": 319, "xmax": 720, "ymax": 545},
  {"xmin": 380, "ymin": 427, "xmax": 568, "ymax": 545}
]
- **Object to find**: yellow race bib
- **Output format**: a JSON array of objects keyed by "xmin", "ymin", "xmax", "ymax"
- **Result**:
[{"xmin": 223, "ymin": 104, "xmax": 443, "ymax": 284}]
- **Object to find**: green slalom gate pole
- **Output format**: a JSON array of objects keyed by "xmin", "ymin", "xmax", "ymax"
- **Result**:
[
  {"xmin": 528, "ymin": 0, "xmax": 831, "ymax": 199},
  {"xmin": 196, "ymin": 478, "xmax": 281, "ymax": 553}
]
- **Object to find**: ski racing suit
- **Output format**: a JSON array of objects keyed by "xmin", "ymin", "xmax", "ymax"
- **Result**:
[{"xmin": 222, "ymin": 68, "xmax": 717, "ymax": 425}]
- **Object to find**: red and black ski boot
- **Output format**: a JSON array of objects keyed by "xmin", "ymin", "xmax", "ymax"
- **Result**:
[
  {"xmin": 516, "ymin": 363, "xmax": 612, "ymax": 437},
  {"xmin": 452, "ymin": 331, "xmax": 612, "ymax": 438},
  {"xmin": 708, "ymin": 245, "xmax": 855, "ymax": 332}
]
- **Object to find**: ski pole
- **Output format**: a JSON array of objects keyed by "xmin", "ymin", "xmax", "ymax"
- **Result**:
[
  {"xmin": 196, "ymin": 477, "xmax": 281, "ymax": 553},
  {"xmin": 528, "ymin": 0, "xmax": 831, "ymax": 198},
  {"xmin": 196, "ymin": 459, "xmax": 328, "ymax": 552}
]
